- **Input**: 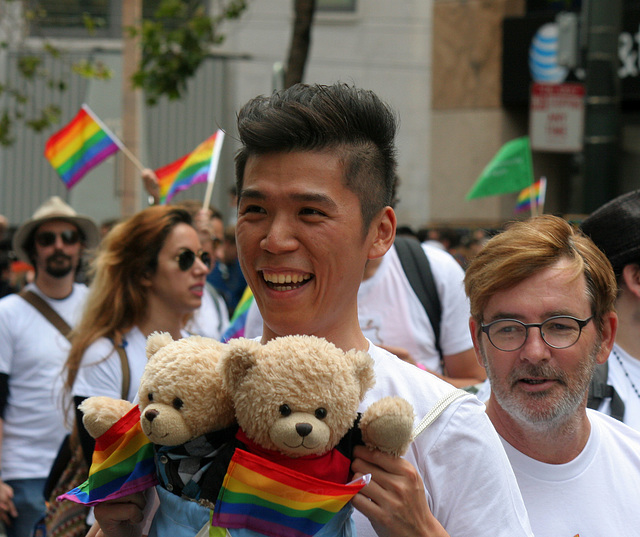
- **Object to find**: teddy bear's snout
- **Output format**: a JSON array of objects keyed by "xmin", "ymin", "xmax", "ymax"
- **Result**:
[
  {"xmin": 145, "ymin": 408, "xmax": 160, "ymax": 422},
  {"xmin": 296, "ymin": 422, "xmax": 313, "ymax": 437}
]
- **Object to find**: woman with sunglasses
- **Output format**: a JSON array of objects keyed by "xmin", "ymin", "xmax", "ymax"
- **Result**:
[{"xmin": 60, "ymin": 205, "xmax": 210, "ymax": 471}]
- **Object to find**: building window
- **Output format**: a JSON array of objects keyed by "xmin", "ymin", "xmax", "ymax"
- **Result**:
[
  {"xmin": 29, "ymin": 0, "xmax": 203, "ymax": 38},
  {"xmin": 317, "ymin": 0, "xmax": 357, "ymax": 12}
]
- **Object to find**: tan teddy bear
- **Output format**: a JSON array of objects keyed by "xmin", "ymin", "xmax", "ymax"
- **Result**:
[
  {"xmin": 217, "ymin": 335, "xmax": 415, "ymax": 484},
  {"xmin": 80, "ymin": 332, "xmax": 236, "ymax": 443},
  {"xmin": 78, "ymin": 332, "xmax": 238, "ymax": 506}
]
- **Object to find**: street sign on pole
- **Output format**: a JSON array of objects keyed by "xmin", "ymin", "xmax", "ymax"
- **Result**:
[{"xmin": 529, "ymin": 82, "xmax": 585, "ymax": 152}]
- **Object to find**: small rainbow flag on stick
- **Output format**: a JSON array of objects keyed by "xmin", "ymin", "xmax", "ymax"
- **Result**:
[
  {"xmin": 514, "ymin": 177, "xmax": 547, "ymax": 215},
  {"xmin": 58, "ymin": 406, "xmax": 158, "ymax": 506},
  {"xmin": 222, "ymin": 287, "xmax": 254, "ymax": 342},
  {"xmin": 155, "ymin": 130, "xmax": 225, "ymax": 205},
  {"xmin": 211, "ymin": 448, "xmax": 368, "ymax": 537},
  {"xmin": 45, "ymin": 104, "xmax": 122, "ymax": 189}
]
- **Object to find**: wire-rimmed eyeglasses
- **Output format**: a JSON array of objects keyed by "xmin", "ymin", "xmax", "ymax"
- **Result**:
[{"xmin": 481, "ymin": 315, "xmax": 593, "ymax": 352}]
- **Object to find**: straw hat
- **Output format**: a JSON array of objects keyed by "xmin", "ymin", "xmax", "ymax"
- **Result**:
[
  {"xmin": 12, "ymin": 196, "xmax": 100, "ymax": 263},
  {"xmin": 580, "ymin": 189, "xmax": 640, "ymax": 276}
]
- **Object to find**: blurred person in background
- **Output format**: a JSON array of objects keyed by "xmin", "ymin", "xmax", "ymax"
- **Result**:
[{"xmin": 0, "ymin": 197, "xmax": 99, "ymax": 537}]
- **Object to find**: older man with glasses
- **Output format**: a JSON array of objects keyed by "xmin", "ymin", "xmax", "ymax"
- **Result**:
[
  {"xmin": 0, "ymin": 197, "xmax": 99, "ymax": 537},
  {"xmin": 464, "ymin": 214, "xmax": 640, "ymax": 535}
]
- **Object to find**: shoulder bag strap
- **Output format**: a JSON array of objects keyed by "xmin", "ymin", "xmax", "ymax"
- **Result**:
[
  {"xmin": 411, "ymin": 388, "xmax": 468, "ymax": 440},
  {"xmin": 19, "ymin": 289, "xmax": 72, "ymax": 342},
  {"xmin": 114, "ymin": 344, "xmax": 131, "ymax": 400}
]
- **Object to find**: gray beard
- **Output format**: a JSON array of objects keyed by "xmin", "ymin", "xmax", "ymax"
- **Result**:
[{"xmin": 482, "ymin": 340, "xmax": 600, "ymax": 428}]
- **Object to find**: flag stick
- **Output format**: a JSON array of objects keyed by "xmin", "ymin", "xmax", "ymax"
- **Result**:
[
  {"xmin": 81, "ymin": 104, "xmax": 146, "ymax": 173},
  {"xmin": 537, "ymin": 176, "xmax": 547, "ymax": 215},
  {"xmin": 203, "ymin": 130, "xmax": 225, "ymax": 209}
]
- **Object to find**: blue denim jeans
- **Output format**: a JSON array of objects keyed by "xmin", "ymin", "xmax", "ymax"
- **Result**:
[{"xmin": 4, "ymin": 478, "xmax": 46, "ymax": 537}]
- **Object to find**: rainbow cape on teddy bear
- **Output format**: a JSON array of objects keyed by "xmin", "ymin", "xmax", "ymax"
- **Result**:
[{"xmin": 61, "ymin": 333, "xmax": 415, "ymax": 537}]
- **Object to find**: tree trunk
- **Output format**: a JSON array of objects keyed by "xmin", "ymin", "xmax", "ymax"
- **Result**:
[{"xmin": 284, "ymin": 0, "xmax": 316, "ymax": 88}]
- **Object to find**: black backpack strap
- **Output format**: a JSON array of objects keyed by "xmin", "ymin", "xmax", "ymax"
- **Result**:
[
  {"xmin": 394, "ymin": 236, "xmax": 443, "ymax": 362},
  {"xmin": 587, "ymin": 361, "xmax": 625, "ymax": 422},
  {"xmin": 19, "ymin": 289, "xmax": 72, "ymax": 342}
]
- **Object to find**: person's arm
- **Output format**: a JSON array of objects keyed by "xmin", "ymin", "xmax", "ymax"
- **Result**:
[
  {"xmin": 378, "ymin": 345, "xmax": 485, "ymax": 388},
  {"xmin": 0, "ymin": 375, "xmax": 16, "ymax": 527},
  {"xmin": 141, "ymin": 169, "xmax": 160, "ymax": 206},
  {"xmin": 351, "ymin": 446, "xmax": 449, "ymax": 537}
]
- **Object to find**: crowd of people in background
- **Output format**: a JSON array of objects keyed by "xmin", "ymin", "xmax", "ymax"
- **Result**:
[{"xmin": 0, "ymin": 82, "xmax": 639, "ymax": 537}]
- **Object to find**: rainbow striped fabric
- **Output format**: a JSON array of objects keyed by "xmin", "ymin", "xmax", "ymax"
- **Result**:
[
  {"xmin": 44, "ymin": 104, "xmax": 120, "ymax": 189},
  {"xmin": 514, "ymin": 177, "xmax": 547, "ymax": 213},
  {"xmin": 222, "ymin": 287, "xmax": 254, "ymax": 342},
  {"xmin": 155, "ymin": 130, "xmax": 224, "ymax": 204},
  {"xmin": 210, "ymin": 448, "xmax": 367, "ymax": 537},
  {"xmin": 58, "ymin": 405, "xmax": 158, "ymax": 506}
]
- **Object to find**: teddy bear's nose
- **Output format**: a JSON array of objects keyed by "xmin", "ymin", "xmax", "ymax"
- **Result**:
[
  {"xmin": 145, "ymin": 409, "xmax": 159, "ymax": 422},
  {"xmin": 296, "ymin": 423, "xmax": 313, "ymax": 437}
]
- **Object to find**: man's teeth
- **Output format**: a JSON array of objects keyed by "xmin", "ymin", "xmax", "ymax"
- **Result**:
[{"xmin": 263, "ymin": 273, "xmax": 311, "ymax": 284}]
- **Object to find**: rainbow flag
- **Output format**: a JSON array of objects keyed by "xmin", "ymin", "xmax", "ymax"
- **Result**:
[
  {"xmin": 211, "ymin": 448, "xmax": 367, "ymax": 537},
  {"xmin": 58, "ymin": 405, "xmax": 158, "ymax": 506},
  {"xmin": 222, "ymin": 287, "xmax": 254, "ymax": 342},
  {"xmin": 514, "ymin": 177, "xmax": 547, "ymax": 214},
  {"xmin": 155, "ymin": 130, "xmax": 225, "ymax": 205},
  {"xmin": 44, "ymin": 104, "xmax": 121, "ymax": 189}
]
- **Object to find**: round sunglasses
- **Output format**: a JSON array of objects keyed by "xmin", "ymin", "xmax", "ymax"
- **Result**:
[
  {"xmin": 35, "ymin": 230, "xmax": 80, "ymax": 247},
  {"xmin": 174, "ymin": 248, "xmax": 212, "ymax": 271}
]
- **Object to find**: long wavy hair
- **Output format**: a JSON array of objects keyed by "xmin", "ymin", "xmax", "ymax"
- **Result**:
[{"xmin": 63, "ymin": 205, "xmax": 193, "ymax": 395}]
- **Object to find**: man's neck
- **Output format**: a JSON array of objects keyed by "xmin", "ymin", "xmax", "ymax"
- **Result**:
[
  {"xmin": 614, "ymin": 294, "xmax": 640, "ymax": 359},
  {"xmin": 261, "ymin": 319, "xmax": 370, "ymax": 353},
  {"xmin": 34, "ymin": 273, "xmax": 75, "ymax": 300},
  {"xmin": 486, "ymin": 398, "xmax": 591, "ymax": 464}
]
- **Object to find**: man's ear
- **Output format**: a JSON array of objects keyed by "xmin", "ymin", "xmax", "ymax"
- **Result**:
[
  {"xmin": 367, "ymin": 206, "xmax": 396, "ymax": 260},
  {"xmin": 622, "ymin": 264, "xmax": 640, "ymax": 299},
  {"xmin": 596, "ymin": 311, "xmax": 618, "ymax": 365},
  {"xmin": 469, "ymin": 317, "xmax": 486, "ymax": 368}
]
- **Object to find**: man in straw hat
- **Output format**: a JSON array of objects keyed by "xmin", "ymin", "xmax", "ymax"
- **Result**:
[
  {"xmin": 581, "ymin": 189, "xmax": 640, "ymax": 430},
  {"xmin": 0, "ymin": 196, "xmax": 99, "ymax": 537}
]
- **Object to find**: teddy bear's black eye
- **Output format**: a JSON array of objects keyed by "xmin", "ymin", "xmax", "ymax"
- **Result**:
[
  {"xmin": 315, "ymin": 408, "xmax": 327, "ymax": 420},
  {"xmin": 148, "ymin": 393, "xmax": 154, "ymax": 402},
  {"xmin": 279, "ymin": 404, "xmax": 291, "ymax": 417},
  {"xmin": 172, "ymin": 397, "xmax": 184, "ymax": 410}
]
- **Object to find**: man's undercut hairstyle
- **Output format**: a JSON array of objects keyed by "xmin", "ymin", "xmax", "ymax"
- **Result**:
[
  {"xmin": 235, "ymin": 83, "xmax": 399, "ymax": 230},
  {"xmin": 464, "ymin": 215, "xmax": 617, "ymax": 330}
]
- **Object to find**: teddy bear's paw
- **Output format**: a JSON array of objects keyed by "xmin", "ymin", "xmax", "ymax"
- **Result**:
[
  {"xmin": 79, "ymin": 396, "xmax": 136, "ymax": 439},
  {"xmin": 359, "ymin": 396, "xmax": 414, "ymax": 456}
]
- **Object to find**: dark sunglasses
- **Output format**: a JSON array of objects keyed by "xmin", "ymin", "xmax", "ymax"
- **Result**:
[
  {"xmin": 35, "ymin": 230, "xmax": 80, "ymax": 247},
  {"xmin": 174, "ymin": 249, "xmax": 212, "ymax": 271}
]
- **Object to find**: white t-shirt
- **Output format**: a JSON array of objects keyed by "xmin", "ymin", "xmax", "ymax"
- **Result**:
[
  {"xmin": 598, "ymin": 343, "xmax": 640, "ymax": 431},
  {"xmin": 500, "ymin": 409, "xmax": 640, "ymax": 536},
  {"xmin": 354, "ymin": 344, "xmax": 533, "ymax": 537},
  {"xmin": 74, "ymin": 326, "xmax": 157, "ymax": 403},
  {"xmin": 187, "ymin": 284, "xmax": 229, "ymax": 341},
  {"xmin": 245, "ymin": 244, "xmax": 473, "ymax": 373},
  {"xmin": 0, "ymin": 283, "xmax": 89, "ymax": 480}
]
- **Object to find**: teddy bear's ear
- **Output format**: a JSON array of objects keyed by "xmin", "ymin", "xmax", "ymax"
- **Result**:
[
  {"xmin": 345, "ymin": 350, "xmax": 376, "ymax": 400},
  {"xmin": 146, "ymin": 331, "xmax": 174, "ymax": 359},
  {"xmin": 218, "ymin": 338, "xmax": 263, "ymax": 393}
]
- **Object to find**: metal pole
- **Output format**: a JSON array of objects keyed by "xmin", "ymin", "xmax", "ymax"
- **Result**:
[
  {"xmin": 580, "ymin": 0, "xmax": 622, "ymax": 213},
  {"xmin": 121, "ymin": 0, "xmax": 142, "ymax": 217}
]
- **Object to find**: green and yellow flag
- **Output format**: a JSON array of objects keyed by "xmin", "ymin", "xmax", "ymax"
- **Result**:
[{"xmin": 466, "ymin": 136, "xmax": 534, "ymax": 200}]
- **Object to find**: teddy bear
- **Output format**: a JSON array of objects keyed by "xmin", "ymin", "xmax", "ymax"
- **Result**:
[
  {"xmin": 77, "ymin": 331, "xmax": 239, "ymax": 506},
  {"xmin": 217, "ymin": 335, "xmax": 415, "ymax": 482}
]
